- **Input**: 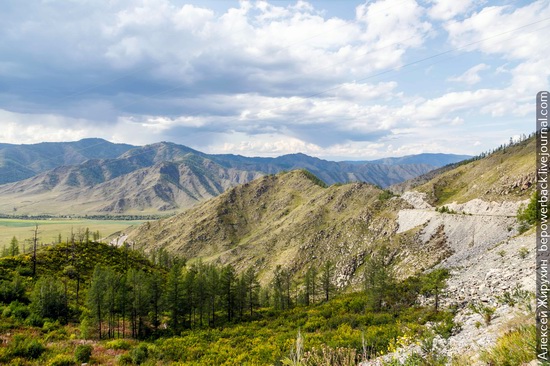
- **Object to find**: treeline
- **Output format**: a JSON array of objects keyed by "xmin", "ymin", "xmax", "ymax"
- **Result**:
[
  {"xmin": 0, "ymin": 214, "xmax": 171, "ymax": 220},
  {"xmin": 456, "ymin": 132, "xmax": 535, "ymax": 167},
  {"xmin": 0, "ymin": 240, "xmax": 449, "ymax": 343}
]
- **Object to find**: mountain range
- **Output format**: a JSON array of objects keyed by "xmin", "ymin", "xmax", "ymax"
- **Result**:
[
  {"xmin": 0, "ymin": 138, "xmax": 470, "ymax": 215},
  {"xmin": 127, "ymin": 136, "xmax": 535, "ymax": 286}
]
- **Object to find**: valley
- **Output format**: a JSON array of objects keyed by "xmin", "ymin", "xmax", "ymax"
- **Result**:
[
  {"xmin": 0, "ymin": 218, "xmax": 146, "ymax": 252},
  {"xmin": 0, "ymin": 135, "xmax": 536, "ymax": 365},
  {"xmin": 0, "ymin": 139, "xmax": 469, "ymax": 216}
]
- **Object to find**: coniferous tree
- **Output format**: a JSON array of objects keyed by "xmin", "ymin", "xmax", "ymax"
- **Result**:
[
  {"xmin": 220, "ymin": 265, "xmax": 237, "ymax": 322},
  {"xmin": 243, "ymin": 268, "xmax": 260, "ymax": 317},
  {"xmin": 193, "ymin": 263, "xmax": 208, "ymax": 327},
  {"xmin": 321, "ymin": 260, "xmax": 334, "ymax": 302},
  {"xmin": 127, "ymin": 269, "xmax": 151, "ymax": 338},
  {"xmin": 272, "ymin": 265, "xmax": 285, "ymax": 310},
  {"xmin": 87, "ymin": 265, "xmax": 108, "ymax": 338},
  {"xmin": 364, "ymin": 247, "xmax": 396, "ymax": 312},
  {"xmin": 149, "ymin": 271, "xmax": 164, "ymax": 333},
  {"xmin": 166, "ymin": 260, "xmax": 184, "ymax": 333},
  {"xmin": 205, "ymin": 264, "xmax": 220, "ymax": 327},
  {"xmin": 8, "ymin": 236, "xmax": 19, "ymax": 256},
  {"xmin": 282, "ymin": 268, "xmax": 292, "ymax": 309},
  {"xmin": 182, "ymin": 266, "xmax": 197, "ymax": 327},
  {"xmin": 104, "ymin": 268, "xmax": 122, "ymax": 338},
  {"xmin": 421, "ymin": 268, "xmax": 450, "ymax": 311},
  {"xmin": 30, "ymin": 276, "xmax": 68, "ymax": 321}
]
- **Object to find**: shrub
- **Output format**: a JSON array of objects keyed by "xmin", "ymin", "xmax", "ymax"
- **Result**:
[
  {"xmin": 43, "ymin": 320, "xmax": 61, "ymax": 333},
  {"xmin": 468, "ymin": 302, "xmax": 496, "ymax": 326},
  {"xmin": 378, "ymin": 190, "xmax": 394, "ymax": 201},
  {"xmin": 130, "ymin": 343, "xmax": 149, "ymax": 365},
  {"xmin": 518, "ymin": 247, "xmax": 529, "ymax": 259},
  {"xmin": 117, "ymin": 353, "xmax": 133, "ymax": 365},
  {"xmin": 25, "ymin": 313, "xmax": 44, "ymax": 327},
  {"xmin": 480, "ymin": 325, "xmax": 535, "ymax": 365},
  {"xmin": 106, "ymin": 339, "xmax": 132, "ymax": 350},
  {"xmin": 47, "ymin": 354, "xmax": 75, "ymax": 366},
  {"xmin": 75, "ymin": 344, "xmax": 93, "ymax": 363},
  {"xmin": 9, "ymin": 335, "xmax": 46, "ymax": 359},
  {"xmin": 517, "ymin": 192, "xmax": 539, "ymax": 225},
  {"xmin": 5, "ymin": 301, "xmax": 30, "ymax": 320}
]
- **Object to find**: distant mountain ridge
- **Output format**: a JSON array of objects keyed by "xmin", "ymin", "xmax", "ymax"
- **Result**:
[
  {"xmin": 0, "ymin": 138, "xmax": 471, "ymax": 215},
  {"xmin": 363, "ymin": 153, "xmax": 472, "ymax": 166},
  {"xmin": 0, "ymin": 138, "xmax": 134, "ymax": 185}
]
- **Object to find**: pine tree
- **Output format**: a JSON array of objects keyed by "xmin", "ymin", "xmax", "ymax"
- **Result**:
[
  {"xmin": 364, "ymin": 247, "xmax": 396, "ymax": 311},
  {"xmin": 220, "ymin": 265, "xmax": 237, "ymax": 322},
  {"xmin": 421, "ymin": 268, "xmax": 450, "ymax": 311},
  {"xmin": 321, "ymin": 260, "xmax": 334, "ymax": 302},
  {"xmin": 8, "ymin": 236, "xmax": 19, "ymax": 256},
  {"xmin": 87, "ymin": 265, "xmax": 108, "ymax": 338},
  {"xmin": 166, "ymin": 260, "xmax": 184, "ymax": 333},
  {"xmin": 30, "ymin": 276, "xmax": 68, "ymax": 321},
  {"xmin": 149, "ymin": 271, "xmax": 164, "ymax": 333},
  {"xmin": 243, "ymin": 268, "xmax": 260, "ymax": 317},
  {"xmin": 127, "ymin": 269, "xmax": 151, "ymax": 338},
  {"xmin": 205, "ymin": 264, "xmax": 220, "ymax": 327},
  {"xmin": 272, "ymin": 265, "xmax": 285, "ymax": 310}
]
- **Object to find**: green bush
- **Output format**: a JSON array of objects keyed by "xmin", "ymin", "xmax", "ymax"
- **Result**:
[
  {"xmin": 378, "ymin": 190, "xmax": 395, "ymax": 201},
  {"xmin": 9, "ymin": 335, "xmax": 46, "ymax": 359},
  {"xmin": 25, "ymin": 313, "xmax": 44, "ymax": 327},
  {"xmin": 117, "ymin": 353, "xmax": 133, "ymax": 365},
  {"xmin": 517, "ymin": 192, "xmax": 539, "ymax": 225},
  {"xmin": 106, "ymin": 339, "xmax": 132, "ymax": 350},
  {"xmin": 47, "ymin": 354, "xmax": 76, "ymax": 366},
  {"xmin": 43, "ymin": 320, "xmax": 61, "ymax": 332},
  {"xmin": 4, "ymin": 301, "xmax": 30, "ymax": 320},
  {"xmin": 75, "ymin": 344, "xmax": 93, "ymax": 363},
  {"xmin": 130, "ymin": 343, "xmax": 149, "ymax": 365}
]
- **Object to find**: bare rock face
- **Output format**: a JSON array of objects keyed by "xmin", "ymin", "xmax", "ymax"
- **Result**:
[
  {"xmin": 388, "ymin": 191, "xmax": 535, "ymax": 363},
  {"xmin": 400, "ymin": 191, "xmax": 433, "ymax": 209},
  {"xmin": 486, "ymin": 172, "xmax": 536, "ymax": 196}
]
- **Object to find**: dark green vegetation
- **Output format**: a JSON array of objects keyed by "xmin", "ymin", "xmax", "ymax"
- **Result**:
[
  {"xmin": 0, "ymin": 236, "xmax": 459, "ymax": 365},
  {"xmin": 517, "ymin": 191, "xmax": 540, "ymax": 232}
]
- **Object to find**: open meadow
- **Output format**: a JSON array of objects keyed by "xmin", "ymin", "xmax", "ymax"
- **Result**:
[{"xmin": 0, "ymin": 218, "xmax": 144, "ymax": 251}]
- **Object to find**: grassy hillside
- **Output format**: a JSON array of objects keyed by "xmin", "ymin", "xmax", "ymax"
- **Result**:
[
  {"xmin": 413, "ymin": 137, "xmax": 535, "ymax": 205},
  {"xmin": 128, "ymin": 170, "xmax": 433, "ymax": 286}
]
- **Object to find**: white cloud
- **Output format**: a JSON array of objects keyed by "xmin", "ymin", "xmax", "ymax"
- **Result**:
[
  {"xmin": 448, "ymin": 63, "xmax": 489, "ymax": 85},
  {"xmin": 428, "ymin": 0, "xmax": 476, "ymax": 21},
  {"xmin": 445, "ymin": 1, "xmax": 550, "ymax": 60},
  {"xmin": 0, "ymin": 1, "xmax": 539, "ymax": 160}
]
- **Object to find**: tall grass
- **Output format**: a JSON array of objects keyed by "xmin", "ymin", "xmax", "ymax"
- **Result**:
[{"xmin": 479, "ymin": 324, "xmax": 536, "ymax": 366}]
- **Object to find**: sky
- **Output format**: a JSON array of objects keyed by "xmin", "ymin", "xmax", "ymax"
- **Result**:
[{"xmin": 0, "ymin": 0, "xmax": 548, "ymax": 160}]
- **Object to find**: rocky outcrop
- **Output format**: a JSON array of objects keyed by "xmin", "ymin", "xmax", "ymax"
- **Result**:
[{"xmin": 369, "ymin": 192, "xmax": 536, "ymax": 364}]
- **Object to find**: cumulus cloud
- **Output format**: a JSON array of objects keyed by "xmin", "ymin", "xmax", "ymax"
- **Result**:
[
  {"xmin": 448, "ymin": 63, "xmax": 490, "ymax": 85},
  {"xmin": 0, "ymin": 0, "xmax": 539, "ymax": 159},
  {"xmin": 428, "ymin": 0, "xmax": 476, "ymax": 21}
]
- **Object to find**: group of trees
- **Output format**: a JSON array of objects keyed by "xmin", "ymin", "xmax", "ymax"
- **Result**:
[
  {"xmin": 0, "ymin": 237, "xmax": 451, "ymax": 344},
  {"xmin": 1, "ymin": 236, "xmax": 20, "ymax": 257},
  {"xmin": 82, "ymin": 258, "xmax": 339, "ymax": 339},
  {"xmin": 363, "ymin": 247, "xmax": 449, "ymax": 313}
]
